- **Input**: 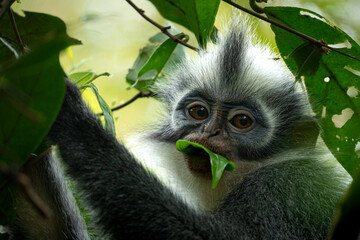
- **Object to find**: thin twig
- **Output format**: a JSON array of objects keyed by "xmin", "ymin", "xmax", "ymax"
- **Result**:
[
  {"xmin": 125, "ymin": 0, "xmax": 199, "ymax": 52},
  {"xmin": 8, "ymin": 8, "xmax": 24, "ymax": 54},
  {"xmin": 223, "ymin": 0, "xmax": 360, "ymax": 62},
  {"xmin": 96, "ymin": 91, "xmax": 157, "ymax": 116}
]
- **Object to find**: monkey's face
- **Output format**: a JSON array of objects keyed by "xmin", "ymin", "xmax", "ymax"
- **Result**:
[
  {"xmin": 153, "ymin": 29, "xmax": 309, "ymax": 181},
  {"xmin": 166, "ymin": 89, "xmax": 278, "ymax": 179}
]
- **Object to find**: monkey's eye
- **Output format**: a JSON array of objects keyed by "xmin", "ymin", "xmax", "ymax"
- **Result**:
[
  {"xmin": 228, "ymin": 111, "xmax": 255, "ymax": 132},
  {"xmin": 186, "ymin": 102, "xmax": 209, "ymax": 121}
]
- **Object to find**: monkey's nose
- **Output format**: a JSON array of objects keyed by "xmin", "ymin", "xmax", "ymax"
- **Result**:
[{"xmin": 200, "ymin": 124, "xmax": 222, "ymax": 139}]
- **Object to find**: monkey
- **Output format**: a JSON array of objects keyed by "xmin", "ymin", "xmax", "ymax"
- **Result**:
[{"xmin": 11, "ymin": 18, "xmax": 351, "ymax": 239}]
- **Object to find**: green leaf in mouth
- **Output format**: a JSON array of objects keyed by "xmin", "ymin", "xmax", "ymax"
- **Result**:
[{"xmin": 176, "ymin": 140, "xmax": 236, "ymax": 189}]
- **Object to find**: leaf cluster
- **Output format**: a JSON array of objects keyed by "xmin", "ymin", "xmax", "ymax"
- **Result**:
[{"xmin": 265, "ymin": 7, "xmax": 360, "ymax": 177}]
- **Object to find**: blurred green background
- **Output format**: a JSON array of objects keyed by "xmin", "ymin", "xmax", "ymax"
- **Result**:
[{"xmin": 11, "ymin": 0, "xmax": 360, "ymax": 138}]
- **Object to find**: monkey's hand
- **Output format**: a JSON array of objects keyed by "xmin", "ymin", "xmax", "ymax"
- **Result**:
[
  {"xmin": 48, "ymin": 79, "xmax": 102, "ymax": 145},
  {"xmin": 47, "ymin": 79, "xmax": 91, "ymax": 141}
]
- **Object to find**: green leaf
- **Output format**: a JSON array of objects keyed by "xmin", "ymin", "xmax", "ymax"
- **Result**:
[
  {"xmin": 126, "ymin": 32, "xmax": 185, "ymax": 93},
  {"xmin": 0, "ymin": 11, "xmax": 79, "ymax": 224},
  {"xmin": 149, "ymin": 0, "xmax": 220, "ymax": 48},
  {"xmin": 68, "ymin": 71, "xmax": 110, "ymax": 86},
  {"xmin": 176, "ymin": 140, "xmax": 235, "ymax": 189},
  {"xmin": 265, "ymin": 7, "xmax": 360, "ymax": 176},
  {"xmin": 136, "ymin": 34, "xmax": 182, "ymax": 81},
  {"xmin": 0, "ymin": 38, "xmax": 75, "ymax": 166},
  {"xmin": 82, "ymin": 83, "xmax": 116, "ymax": 136},
  {"xmin": 0, "ymin": 11, "xmax": 80, "ymax": 68},
  {"xmin": 68, "ymin": 71, "xmax": 95, "ymax": 85},
  {"xmin": 69, "ymin": 71, "xmax": 114, "ymax": 135},
  {"xmin": 0, "ymin": 39, "xmax": 72, "ymax": 225},
  {"xmin": 126, "ymin": 45, "xmax": 157, "ymax": 91},
  {"xmin": 264, "ymin": 7, "xmax": 346, "ymax": 76},
  {"xmin": 287, "ymin": 42, "xmax": 323, "ymax": 80}
]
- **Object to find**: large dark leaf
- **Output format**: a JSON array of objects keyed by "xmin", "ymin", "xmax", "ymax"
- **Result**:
[
  {"xmin": 265, "ymin": 7, "xmax": 360, "ymax": 176},
  {"xmin": 149, "ymin": 0, "xmax": 220, "ymax": 48},
  {"xmin": 0, "ymin": 12, "xmax": 80, "ymax": 225},
  {"xmin": 0, "ymin": 11, "xmax": 80, "ymax": 68}
]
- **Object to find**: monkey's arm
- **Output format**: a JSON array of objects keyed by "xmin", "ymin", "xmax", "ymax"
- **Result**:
[{"xmin": 47, "ymin": 81, "xmax": 228, "ymax": 239}]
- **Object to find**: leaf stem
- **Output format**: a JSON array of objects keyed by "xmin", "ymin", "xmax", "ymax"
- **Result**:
[
  {"xmin": 223, "ymin": 0, "xmax": 360, "ymax": 62},
  {"xmin": 249, "ymin": 0, "xmax": 267, "ymax": 14},
  {"xmin": 125, "ymin": 0, "xmax": 199, "ymax": 52},
  {"xmin": 8, "ymin": 8, "xmax": 25, "ymax": 54}
]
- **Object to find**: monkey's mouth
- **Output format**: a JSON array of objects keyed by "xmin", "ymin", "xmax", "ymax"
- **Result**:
[{"xmin": 183, "ymin": 147, "xmax": 212, "ymax": 179}]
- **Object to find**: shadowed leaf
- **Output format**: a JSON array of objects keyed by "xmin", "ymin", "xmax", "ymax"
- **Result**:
[{"xmin": 265, "ymin": 6, "xmax": 360, "ymax": 176}]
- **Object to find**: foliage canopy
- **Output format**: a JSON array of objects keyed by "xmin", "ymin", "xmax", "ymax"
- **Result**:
[{"xmin": 0, "ymin": 1, "xmax": 359, "ymax": 239}]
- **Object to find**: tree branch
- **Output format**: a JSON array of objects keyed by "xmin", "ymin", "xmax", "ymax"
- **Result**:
[
  {"xmin": 223, "ymin": 0, "xmax": 360, "ymax": 62},
  {"xmin": 97, "ymin": 91, "xmax": 157, "ymax": 116},
  {"xmin": 125, "ymin": 0, "xmax": 199, "ymax": 52}
]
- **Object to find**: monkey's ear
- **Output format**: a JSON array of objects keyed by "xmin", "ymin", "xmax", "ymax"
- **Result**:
[{"xmin": 291, "ymin": 116, "xmax": 320, "ymax": 149}]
